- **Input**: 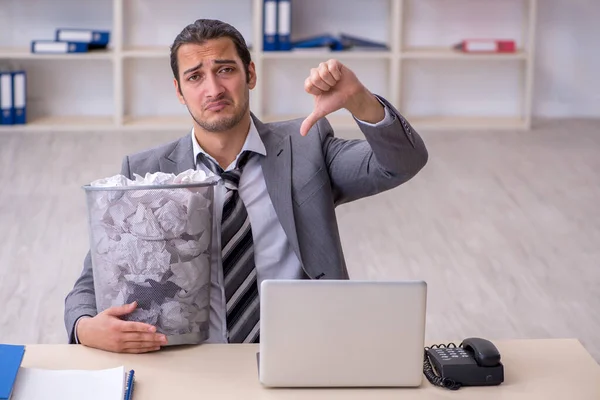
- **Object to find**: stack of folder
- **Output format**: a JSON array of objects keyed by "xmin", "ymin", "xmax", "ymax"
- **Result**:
[
  {"xmin": 0, "ymin": 69, "xmax": 26, "ymax": 126},
  {"xmin": 263, "ymin": 0, "xmax": 291, "ymax": 51},
  {"xmin": 31, "ymin": 28, "xmax": 110, "ymax": 54}
]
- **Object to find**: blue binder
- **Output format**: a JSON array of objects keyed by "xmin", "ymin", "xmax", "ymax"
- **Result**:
[
  {"xmin": 0, "ymin": 72, "xmax": 14, "ymax": 125},
  {"xmin": 263, "ymin": 0, "xmax": 278, "ymax": 51},
  {"xmin": 12, "ymin": 71, "xmax": 26, "ymax": 125},
  {"xmin": 55, "ymin": 29, "xmax": 110, "ymax": 49},
  {"xmin": 291, "ymin": 34, "xmax": 344, "ymax": 51},
  {"xmin": 0, "ymin": 344, "xmax": 25, "ymax": 400},
  {"xmin": 339, "ymin": 33, "xmax": 388, "ymax": 50},
  {"xmin": 277, "ymin": 0, "xmax": 291, "ymax": 51},
  {"xmin": 31, "ymin": 41, "xmax": 88, "ymax": 54}
]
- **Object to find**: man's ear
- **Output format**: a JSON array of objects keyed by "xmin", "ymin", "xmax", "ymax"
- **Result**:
[
  {"xmin": 247, "ymin": 61, "xmax": 257, "ymax": 90},
  {"xmin": 174, "ymin": 78, "xmax": 185, "ymax": 104}
]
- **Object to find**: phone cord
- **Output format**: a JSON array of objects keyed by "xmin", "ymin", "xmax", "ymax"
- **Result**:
[{"xmin": 423, "ymin": 346, "xmax": 462, "ymax": 390}]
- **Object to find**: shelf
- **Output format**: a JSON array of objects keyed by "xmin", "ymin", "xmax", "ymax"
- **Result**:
[
  {"xmin": 406, "ymin": 116, "xmax": 528, "ymax": 131},
  {"xmin": 122, "ymin": 47, "xmax": 262, "ymax": 63},
  {"xmin": 122, "ymin": 47, "xmax": 170, "ymax": 58},
  {"xmin": 0, "ymin": 0, "xmax": 538, "ymax": 132},
  {"xmin": 262, "ymin": 113, "xmax": 359, "ymax": 129},
  {"xmin": 0, "ymin": 116, "xmax": 115, "ymax": 132},
  {"xmin": 260, "ymin": 115, "xmax": 529, "ymax": 132},
  {"xmin": 401, "ymin": 47, "xmax": 528, "ymax": 61},
  {"xmin": 261, "ymin": 50, "xmax": 392, "ymax": 60},
  {"xmin": 0, "ymin": 47, "xmax": 114, "ymax": 60},
  {"xmin": 0, "ymin": 115, "xmax": 529, "ymax": 133}
]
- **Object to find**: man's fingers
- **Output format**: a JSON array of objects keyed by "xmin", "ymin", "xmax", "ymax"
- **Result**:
[
  {"xmin": 121, "ymin": 337, "xmax": 165, "ymax": 353},
  {"xmin": 318, "ymin": 62, "xmax": 337, "ymax": 87},
  {"xmin": 304, "ymin": 77, "xmax": 323, "ymax": 96},
  {"xmin": 123, "ymin": 332, "xmax": 167, "ymax": 344},
  {"xmin": 103, "ymin": 301, "xmax": 137, "ymax": 317},
  {"xmin": 308, "ymin": 68, "xmax": 330, "ymax": 92},
  {"xmin": 326, "ymin": 59, "xmax": 343, "ymax": 81},
  {"xmin": 120, "ymin": 320, "xmax": 157, "ymax": 333},
  {"xmin": 122, "ymin": 345, "xmax": 162, "ymax": 354},
  {"xmin": 300, "ymin": 111, "xmax": 322, "ymax": 137}
]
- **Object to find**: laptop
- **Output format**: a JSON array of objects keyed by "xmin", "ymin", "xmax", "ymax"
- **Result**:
[{"xmin": 257, "ymin": 279, "xmax": 427, "ymax": 387}]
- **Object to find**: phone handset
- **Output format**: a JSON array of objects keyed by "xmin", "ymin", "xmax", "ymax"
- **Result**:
[
  {"xmin": 423, "ymin": 337, "xmax": 504, "ymax": 390},
  {"xmin": 460, "ymin": 337, "xmax": 502, "ymax": 367}
]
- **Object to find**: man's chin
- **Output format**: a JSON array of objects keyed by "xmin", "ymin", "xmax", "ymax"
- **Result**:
[{"xmin": 196, "ymin": 115, "xmax": 239, "ymax": 133}]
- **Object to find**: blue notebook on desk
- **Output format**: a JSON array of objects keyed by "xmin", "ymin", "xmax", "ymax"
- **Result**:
[{"xmin": 0, "ymin": 344, "xmax": 25, "ymax": 400}]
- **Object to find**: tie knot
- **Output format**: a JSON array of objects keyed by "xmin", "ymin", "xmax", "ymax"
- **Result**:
[
  {"xmin": 196, "ymin": 151, "xmax": 253, "ymax": 191},
  {"xmin": 221, "ymin": 170, "xmax": 242, "ymax": 190}
]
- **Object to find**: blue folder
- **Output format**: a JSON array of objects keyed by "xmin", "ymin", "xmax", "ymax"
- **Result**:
[
  {"xmin": 339, "ymin": 33, "xmax": 388, "ymax": 50},
  {"xmin": 263, "ymin": 0, "xmax": 278, "ymax": 51},
  {"xmin": 31, "ymin": 40, "xmax": 88, "ymax": 54},
  {"xmin": 277, "ymin": 0, "xmax": 291, "ymax": 51},
  {"xmin": 0, "ymin": 344, "xmax": 25, "ymax": 400},
  {"xmin": 291, "ymin": 34, "xmax": 344, "ymax": 51},
  {"xmin": 0, "ymin": 72, "xmax": 14, "ymax": 125},
  {"xmin": 55, "ymin": 29, "xmax": 110, "ymax": 49},
  {"xmin": 12, "ymin": 71, "xmax": 26, "ymax": 125}
]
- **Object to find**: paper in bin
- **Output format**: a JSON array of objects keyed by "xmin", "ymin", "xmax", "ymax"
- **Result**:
[{"xmin": 85, "ymin": 169, "xmax": 218, "ymax": 345}]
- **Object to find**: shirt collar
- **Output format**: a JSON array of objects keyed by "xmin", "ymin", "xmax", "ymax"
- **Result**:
[{"xmin": 191, "ymin": 118, "xmax": 267, "ymax": 172}]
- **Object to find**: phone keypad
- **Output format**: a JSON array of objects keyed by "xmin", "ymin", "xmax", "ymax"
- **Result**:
[{"xmin": 433, "ymin": 348, "xmax": 472, "ymax": 364}]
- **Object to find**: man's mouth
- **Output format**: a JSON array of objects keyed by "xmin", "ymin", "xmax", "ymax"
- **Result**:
[{"xmin": 205, "ymin": 100, "xmax": 230, "ymax": 111}]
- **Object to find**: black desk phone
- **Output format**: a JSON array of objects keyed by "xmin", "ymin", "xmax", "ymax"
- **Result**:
[{"xmin": 423, "ymin": 337, "xmax": 504, "ymax": 390}]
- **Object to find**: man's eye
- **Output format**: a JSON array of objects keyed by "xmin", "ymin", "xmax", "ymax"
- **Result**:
[
  {"xmin": 188, "ymin": 74, "xmax": 200, "ymax": 81},
  {"xmin": 220, "ymin": 67, "xmax": 234, "ymax": 73}
]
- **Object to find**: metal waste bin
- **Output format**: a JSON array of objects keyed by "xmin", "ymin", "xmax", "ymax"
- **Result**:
[{"xmin": 83, "ymin": 181, "xmax": 217, "ymax": 345}]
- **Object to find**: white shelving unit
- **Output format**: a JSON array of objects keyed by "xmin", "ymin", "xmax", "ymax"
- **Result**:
[{"xmin": 0, "ymin": 0, "xmax": 537, "ymax": 132}]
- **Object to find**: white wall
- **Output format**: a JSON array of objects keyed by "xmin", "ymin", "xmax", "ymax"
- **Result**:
[
  {"xmin": 0, "ymin": 0, "xmax": 598, "ymax": 120},
  {"xmin": 534, "ymin": 0, "xmax": 600, "ymax": 117}
]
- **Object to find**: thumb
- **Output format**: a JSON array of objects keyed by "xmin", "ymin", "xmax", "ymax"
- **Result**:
[
  {"xmin": 300, "ymin": 110, "xmax": 323, "ymax": 136},
  {"xmin": 104, "ymin": 301, "xmax": 137, "ymax": 317}
]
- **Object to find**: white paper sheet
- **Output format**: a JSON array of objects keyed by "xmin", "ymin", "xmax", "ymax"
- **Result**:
[{"xmin": 11, "ymin": 366, "xmax": 125, "ymax": 400}]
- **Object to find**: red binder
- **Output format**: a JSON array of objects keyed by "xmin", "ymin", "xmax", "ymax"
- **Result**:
[{"xmin": 455, "ymin": 39, "xmax": 516, "ymax": 53}]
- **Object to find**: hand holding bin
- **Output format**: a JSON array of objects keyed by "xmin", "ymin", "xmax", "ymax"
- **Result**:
[{"xmin": 83, "ymin": 170, "xmax": 218, "ymax": 346}]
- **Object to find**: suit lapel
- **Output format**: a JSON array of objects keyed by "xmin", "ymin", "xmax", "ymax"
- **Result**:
[
  {"xmin": 254, "ymin": 117, "xmax": 303, "ymax": 266},
  {"xmin": 159, "ymin": 134, "xmax": 195, "ymax": 175}
]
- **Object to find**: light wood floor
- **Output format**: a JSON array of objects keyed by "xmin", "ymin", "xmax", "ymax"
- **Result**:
[{"xmin": 1, "ymin": 118, "xmax": 599, "ymax": 362}]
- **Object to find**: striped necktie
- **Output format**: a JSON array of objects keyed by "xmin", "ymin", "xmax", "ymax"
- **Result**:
[{"xmin": 197, "ymin": 151, "xmax": 260, "ymax": 343}]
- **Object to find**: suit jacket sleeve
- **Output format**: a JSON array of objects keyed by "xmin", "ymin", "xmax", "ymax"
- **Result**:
[
  {"xmin": 63, "ymin": 156, "xmax": 134, "ymax": 343},
  {"xmin": 318, "ymin": 95, "xmax": 428, "ymax": 205}
]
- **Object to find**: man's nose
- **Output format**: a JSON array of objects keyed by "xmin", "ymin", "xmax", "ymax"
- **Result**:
[{"xmin": 205, "ymin": 73, "xmax": 224, "ymax": 98}]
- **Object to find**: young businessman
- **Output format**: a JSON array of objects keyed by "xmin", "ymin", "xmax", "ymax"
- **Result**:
[{"xmin": 64, "ymin": 19, "xmax": 428, "ymax": 353}]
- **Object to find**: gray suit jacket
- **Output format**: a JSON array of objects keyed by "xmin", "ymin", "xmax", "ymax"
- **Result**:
[{"xmin": 64, "ymin": 96, "xmax": 428, "ymax": 343}]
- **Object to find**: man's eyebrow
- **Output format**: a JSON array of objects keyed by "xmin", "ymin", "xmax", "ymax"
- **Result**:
[
  {"xmin": 183, "ymin": 59, "xmax": 237, "ymax": 76},
  {"xmin": 183, "ymin": 62, "xmax": 202, "ymax": 76},
  {"xmin": 214, "ymin": 59, "xmax": 237, "ymax": 65}
]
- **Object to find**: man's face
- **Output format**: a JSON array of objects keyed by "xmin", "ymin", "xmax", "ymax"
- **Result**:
[{"xmin": 174, "ymin": 37, "xmax": 256, "ymax": 133}]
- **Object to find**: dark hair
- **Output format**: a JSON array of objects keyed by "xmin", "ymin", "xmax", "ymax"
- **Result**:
[{"xmin": 170, "ymin": 19, "xmax": 252, "ymax": 86}]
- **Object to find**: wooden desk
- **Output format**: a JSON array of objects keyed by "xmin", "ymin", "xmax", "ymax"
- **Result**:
[{"xmin": 19, "ymin": 339, "xmax": 600, "ymax": 399}]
